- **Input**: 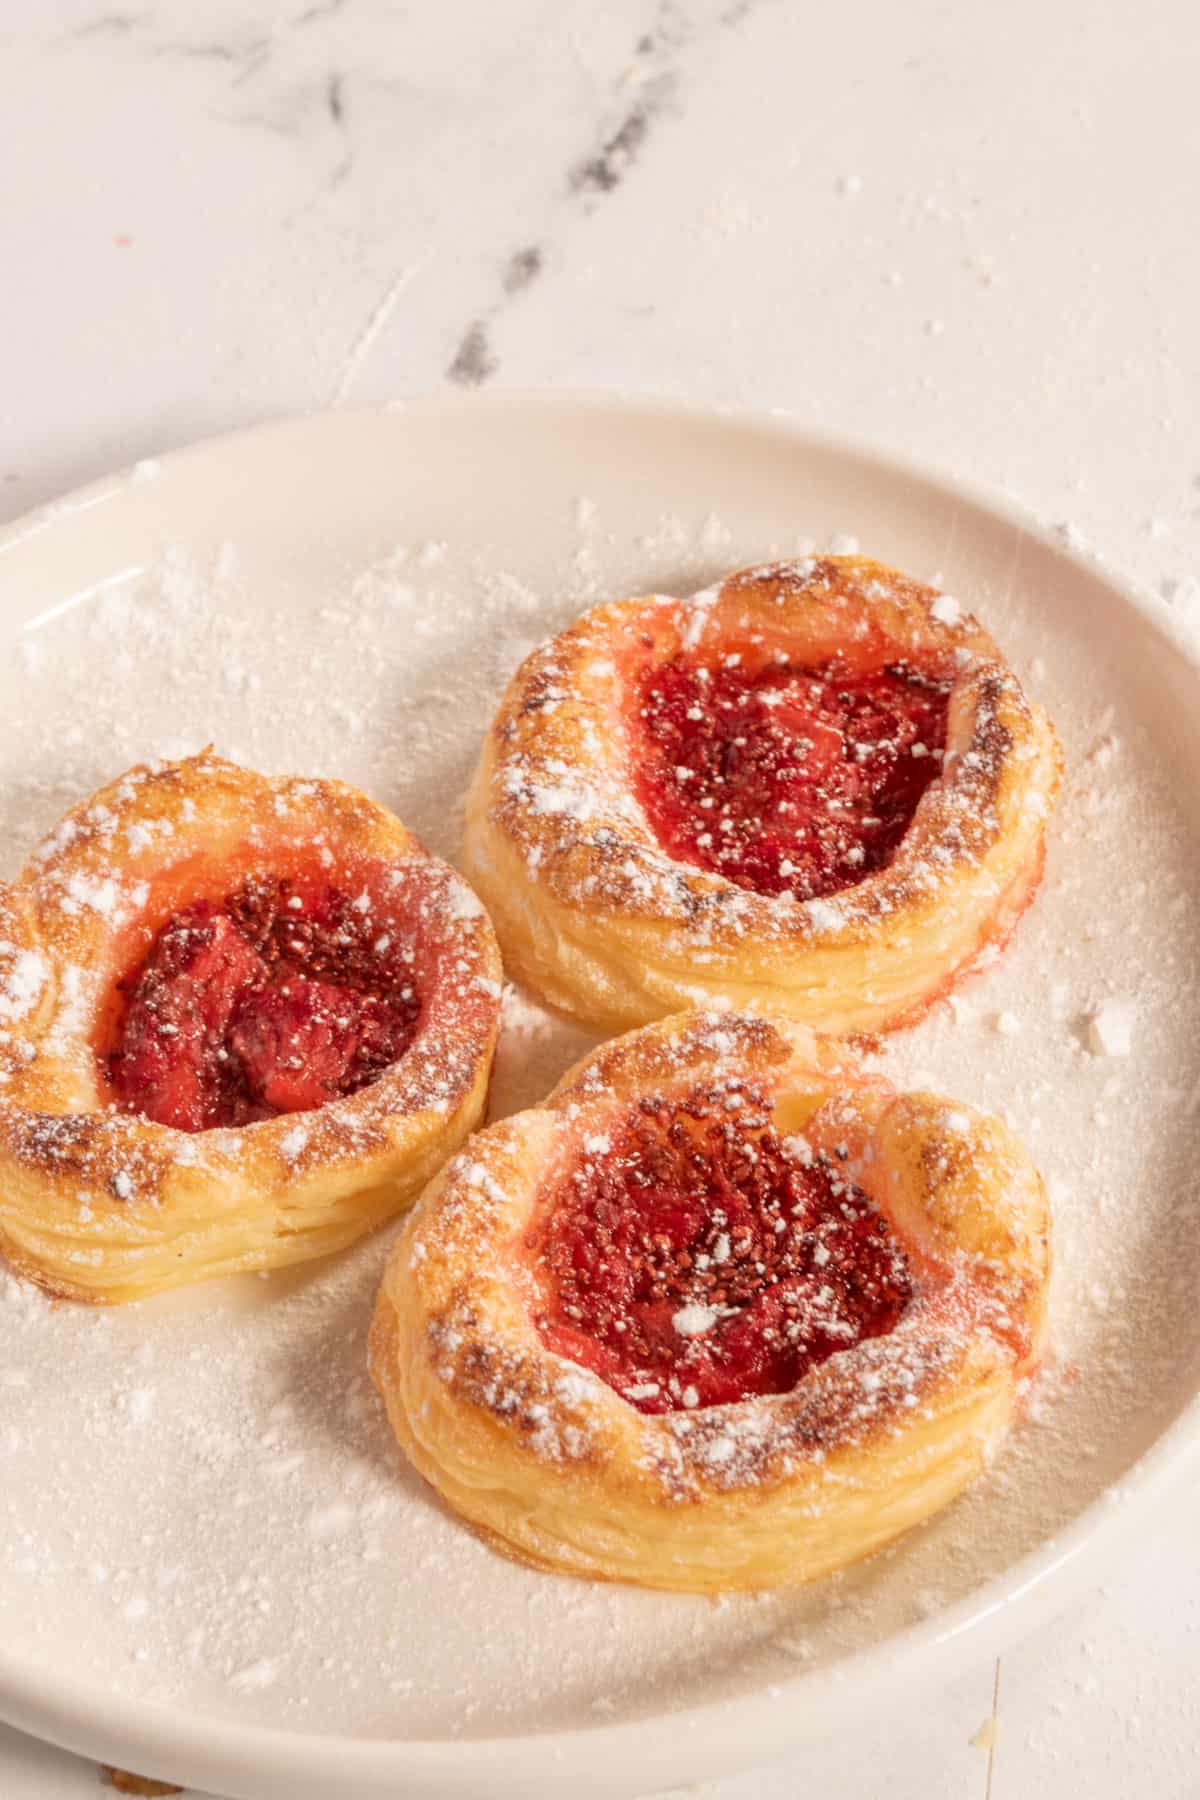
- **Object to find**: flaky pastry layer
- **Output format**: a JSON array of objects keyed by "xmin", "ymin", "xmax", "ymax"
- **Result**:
[
  {"xmin": 463, "ymin": 557, "xmax": 1063, "ymax": 1034},
  {"xmin": 0, "ymin": 753, "xmax": 501, "ymax": 1303},
  {"xmin": 370, "ymin": 1009, "xmax": 1050, "ymax": 1593}
]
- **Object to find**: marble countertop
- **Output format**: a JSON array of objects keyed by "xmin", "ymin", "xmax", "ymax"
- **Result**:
[{"xmin": 2, "ymin": 0, "xmax": 1199, "ymax": 1794}]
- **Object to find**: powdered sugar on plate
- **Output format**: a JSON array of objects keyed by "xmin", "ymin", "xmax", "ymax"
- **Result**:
[{"xmin": 0, "ymin": 417, "xmax": 1198, "ymax": 1747}]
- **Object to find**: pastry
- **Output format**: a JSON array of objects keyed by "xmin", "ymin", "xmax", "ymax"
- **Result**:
[
  {"xmin": 0, "ymin": 753, "xmax": 501, "ymax": 1302},
  {"xmin": 370, "ymin": 1008, "xmax": 1050, "ymax": 1592},
  {"xmin": 463, "ymin": 556, "xmax": 1062, "ymax": 1033}
]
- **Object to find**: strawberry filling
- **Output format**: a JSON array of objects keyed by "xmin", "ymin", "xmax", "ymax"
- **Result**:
[
  {"xmin": 631, "ymin": 653, "xmax": 952, "ymax": 900},
  {"xmin": 108, "ymin": 876, "xmax": 421, "ymax": 1131},
  {"xmin": 531, "ymin": 1087, "xmax": 913, "ymax": 1414}
]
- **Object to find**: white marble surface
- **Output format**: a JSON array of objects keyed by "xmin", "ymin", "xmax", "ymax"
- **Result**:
[{"xmin": 2, "ymin": 0, "xmax": 1199, "ymax": 1794}]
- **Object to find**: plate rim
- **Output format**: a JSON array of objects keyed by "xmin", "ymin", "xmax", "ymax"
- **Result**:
[{"xmin": 1, "ymin": 387, "xmax": 1198, "ymax": 1799}]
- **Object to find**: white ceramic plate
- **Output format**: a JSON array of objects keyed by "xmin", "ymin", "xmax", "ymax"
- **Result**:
[{"xmin": 1, "ymin": 394, "xmax": 1199, "ymax": 1800}]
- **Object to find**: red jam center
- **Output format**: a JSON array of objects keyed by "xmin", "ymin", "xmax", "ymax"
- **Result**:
[
  {"xmin": 108, "ymin": 875, "xmax": 421, "ymax": 1131},
  {"xmin": 632, "ymin": 654, "xmax": 952, "ymax": 899},
  {"xmin": 531, "ymin": 1088, "xmax": 913, "ymax": 1414}
]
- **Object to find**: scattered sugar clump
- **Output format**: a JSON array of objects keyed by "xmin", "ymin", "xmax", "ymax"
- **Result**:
[
  {"xmin": 1056, "ymin": 520, "xmax": 1090, "ymax": 552},
  {"xmin": 672, "ymin": 1304, "xmax": 717, "ymax": 1338},
  {"xmin": 279, "ymin": 1125, "xmax": 308, "ymax": 1162},
  {"xmin": 308, "ymin": 1501, "xmax": 357, "ymax": 1541},
  {"xmin": 931, "ymin": 594, "xmax": 962, "ymax": 625},
  {"xmin": 1160, "ymin": 574, "xmax": 1200, "ymax": 613},
  {"xmin": 230, "ymin": 1657, "xmax": 279, "ymax": 1694},
  {"xmin": 700, "ymin": 513, "xmax": 733, "ymax": 550},
  {"xmin": 805, "ymin": 897, "xmax": 844, "ymax": 931},
  {"xmin": 0, "ymin": 948, "xmax": 48, "ymax": 1021},
  {"xmin": 1087, "ymin": 998, "xmax": 1135, "ymax": 1058}
]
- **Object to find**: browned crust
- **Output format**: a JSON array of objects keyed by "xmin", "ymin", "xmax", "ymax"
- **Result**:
[
  {"xmin": 102, "ymin": 1769, "xmax": 183, "ymax": 1797},
  {"xmin": 462, "ymin": 557, "xmax": 1063, "ymax": 1034},
  {"xmin": 370, "ymin": 1009, "xmax": 1051, "ymax": 1591},
  {"xmin": 0, "ymin": 752, "xmax": 502, "ymax": 1303}
]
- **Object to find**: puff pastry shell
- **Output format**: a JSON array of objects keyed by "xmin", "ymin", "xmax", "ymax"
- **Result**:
[
  {"xmin": 0, "ymin": 753, "xmax": 501, "ymax": 1303},
  {"xmin": 463, "ymin": 556, "xmax": 1062, "ymax": 1034},
  {"xmin": 370, "ymin": 1008, "xmax": 1050, "ymax": 1593}
]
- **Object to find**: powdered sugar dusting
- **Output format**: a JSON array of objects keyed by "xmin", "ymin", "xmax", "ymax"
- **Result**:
[
  {"xmin": 278, "ymin": 1124, "xmax": 309, "ymax": 1162},
  {"xmin": 1086, "ymin": 997, "xmax": 1136, "ymax": 1058},
  {"xmin": 804, "ymin": 897, "xmax": 845, "ymax": 932},
  {"xmin": 0, "ymin": 947, "xmax": 48, "ymax": 1022},
  {"xmin": 0, "ymin": 440, "xmax": 1198, "ymax": 1744},
  {"xmin": 931, "ymin": 593, "xmax": 963, "ymax": 626},
  {"xmin": 672, "ymin": 1303, "xmax": 718, "ymax": 1338}
]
